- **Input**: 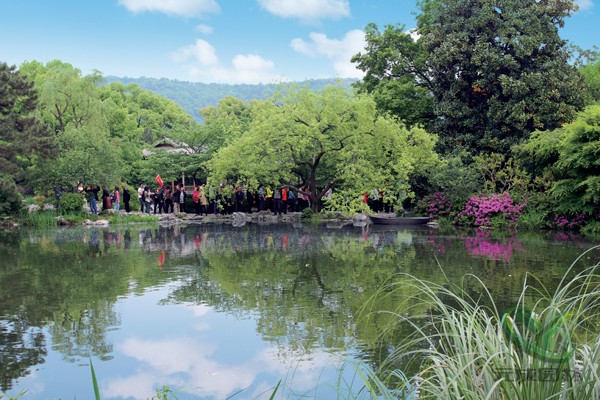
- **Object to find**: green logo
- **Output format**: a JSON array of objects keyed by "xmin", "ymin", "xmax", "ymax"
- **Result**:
[{"xmin": 501, "ymin": 306, "xmax": 574, "ymax": 363}]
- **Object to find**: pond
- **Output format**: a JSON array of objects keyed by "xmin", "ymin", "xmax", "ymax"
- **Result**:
[{"xmin": 0, "ymin": 223, "xmax": 598, "ymax": 399}]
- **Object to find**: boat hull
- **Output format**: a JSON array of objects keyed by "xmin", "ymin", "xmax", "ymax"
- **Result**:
[{"xmin": 368, "ymin": 216, "xmax": 431, "ymax": 225}]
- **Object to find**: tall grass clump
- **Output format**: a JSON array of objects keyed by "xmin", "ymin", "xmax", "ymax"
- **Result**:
[
  {"xmin": 108, "ymin": 213, "xmax": 158, "ymax": 224},
  {"xmin": 22, "ymin": 210, "xmax": 57, "ymax": 227},
  {"xmin": 358, "ymin": 246, "xmax": 600, "ymax": 399}
]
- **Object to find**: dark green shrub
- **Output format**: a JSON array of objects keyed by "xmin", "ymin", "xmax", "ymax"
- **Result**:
[
  {"xmin": 0, "ymin": 175, "xmax": 22, "ymax": 215},
  {"xmin": 301, "ymin": 207, "xmax": 314, "ymax": 219},
  {"xmin": 60, "ymin": 192, "xmax": 85, "ymax": 213}
]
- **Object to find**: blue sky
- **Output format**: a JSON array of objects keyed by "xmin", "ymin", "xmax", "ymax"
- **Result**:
[{"xmin": 0, "ymin": 0, "xmax": 597, "ymax": 84}]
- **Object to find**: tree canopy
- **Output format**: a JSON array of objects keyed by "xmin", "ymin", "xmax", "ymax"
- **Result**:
[
  {"xmin": 208, "ymin": 85, "xmax": 439, "ymax": 211},
  {"xmin": 523, "ymin": 104, "xmax": 600, "ymax": 215},
  {"xmin": 353, "ymin": 0, "xmax": 585, "ymax": 155}
]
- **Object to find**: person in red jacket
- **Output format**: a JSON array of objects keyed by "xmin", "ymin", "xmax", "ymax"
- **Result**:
[{"xmin": 281, "ymin": 187, "xmax": 288, "ymax": 214}]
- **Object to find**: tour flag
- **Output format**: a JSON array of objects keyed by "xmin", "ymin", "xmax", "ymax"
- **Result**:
[{"xmin": 155, "ymin": 174, "xmax": 164, "ymax": 187}]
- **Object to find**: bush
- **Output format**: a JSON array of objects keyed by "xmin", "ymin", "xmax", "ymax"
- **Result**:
[
  {"xmin": 0, "ymin": 175, "xmax": 22, "ymax": 215},
  {"xmin": 550, "ymin": 213, "xmax": 588, "ymax": 230},
  {"xmin": 582, "ymin": 221, "xmax": 600, "ymax": 238},
  {"xmin": 301, "ymin": 207, "xmax": 314, "ymax": 219},
  {"xmin": 456, "ymin": 192, "xmax": 526, "ymax": 228},
  {"xmin": 60, "ymin": 192, "xmax": 85, "ymax": 213},
  {"xmin": 516, "ymin": 208, "xmax": 551, "ymax": 230},
  {"xmin": 33, "ymin": 194, "xmax": 47, "ymax": 207},
  {"xmin": 415, "ymin": 192, "xmax": 453, "ymax": 219}
]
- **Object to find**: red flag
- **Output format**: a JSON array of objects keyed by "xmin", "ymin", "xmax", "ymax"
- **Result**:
[{"xmin": 155, "ymin": 174, "xmax": 164, "ymax": 186}]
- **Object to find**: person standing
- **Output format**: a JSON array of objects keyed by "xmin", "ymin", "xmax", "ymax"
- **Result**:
[
  {"xmin": 137, "ymin": 183, "xmax": 145, "ymax": 212},
  {"xmin": 143, "ymin": 186, "xmax": 152, "ymax": 213},
  {"xmin": 102, "ymin": 186, "xmax": 112, "ymax": 211},
  {"xmin": 113, "ymin": 186, "xmax": 120, "ymax": 211},
  {"xmin": 192, "ymin": 186, "xmax": 201, "ymax": 215},
  {"xmin": 178, "ymin": 184, "xmax": 187, "ymax": 213},
  {"xmin": 122, "ymin": 185, "xmax": 131, "ymax": 213},
  {"xmin": 172, "ymin": 185, "xmax": 180, "ymax": 213},
  {"xmin": 258, "ymin": 185, "xmax": 265, "ymax": 211},
  {"xmin": 199, "ymin": 186, "xmax": 208, "ymax": 215},
  {"xmin": 153, "ymin": 187, "xmax": 164, "ymax": 214},
  {"xmin": 85, "ymin": 185, "xmax": 98, "ymax": 215},
  {"xmin": 266, "ymin": 185, "xmax": 273, "ymax": 212},
  {"xmin": 273, "ymin": 187, "xmax": 282, "ymax": 215},
  {"xmin": 164, "ymin": 185, "xmax": 173, "ymax": 213},
  {"xmin": 246, "ymin": 188, "xmax": 254, "ymax": 213},
  {"xmin": 234, "ymin": 186, "xmax": 245, "ymax": 212},
  {"xmin": 281, "ymin": 187, "xmax": 288, "ymax": 214},
  {"xmin": 288, "ymin": 188, "xmax": 296, "ymax": 212}
]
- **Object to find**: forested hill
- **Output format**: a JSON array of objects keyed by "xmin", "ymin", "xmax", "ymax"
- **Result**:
[{"xmin": 105, "ymin": 76, "xmax": 357, "ymax": 120}]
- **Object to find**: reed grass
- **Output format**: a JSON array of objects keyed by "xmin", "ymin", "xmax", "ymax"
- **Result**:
[{"xmin": 357, "ymin": 246, "xmax": 600, "ymax": 399}]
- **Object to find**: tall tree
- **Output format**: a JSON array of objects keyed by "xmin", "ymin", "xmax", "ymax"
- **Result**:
[
  {"xmin": 0, "ymin": 62, "xmax": 54, "ymax": 213},
  {"xmin": 351, "ymin": 23, "xmax": 435, "ymax": 129},
  {"xmin": 353, "ymin": 0, "xmax": 585, "ymax": 155},
  {"xmin": 208, "ymin": 85, "xmax": 438, "ymax": 211},
  {"xmin": 19, "ymin": 60, "xmax": 104, "ymax": 133}
]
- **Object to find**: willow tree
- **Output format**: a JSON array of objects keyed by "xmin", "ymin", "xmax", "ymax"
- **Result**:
[{"xmin": 208, "ymin": 85, "xmax": 439, "ymax": 212}]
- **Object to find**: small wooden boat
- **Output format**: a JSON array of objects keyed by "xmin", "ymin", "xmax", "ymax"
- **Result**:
[{"xmin": 368, "ymin": 215, "xmax": 431, "ymax": 225}]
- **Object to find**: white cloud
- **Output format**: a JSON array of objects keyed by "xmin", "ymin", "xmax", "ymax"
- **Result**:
[
  {"xmin": 576, "ymin": 0, "xmax": 594, "ymax": 11},
  {"xmin": 194, "ymin": 24, "xmax": 214, "ymax": 34},
  {"xmin": 105, "ymin": 336, "xmax": 345, "ymax": 400},
  {"xmin": 258, "ymin": 0, "xmax": 350, "ymax": 23},
  {"xmin": 291, "ymin": 30, "xmax": 366, "ymax": 78},
  {"xmin": 171, "ymin": 40, "xmax": 285, "ymax": 83},
  {"xmin": 171, "ymin": 39, "xmax": 218, "ymax": 66},
  {"xmin": 118, "ymin": 0, "xmax": 220, "ymax": 17}
]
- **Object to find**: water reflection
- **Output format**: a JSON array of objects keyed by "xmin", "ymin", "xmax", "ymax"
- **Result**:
[{"xmin": 0, "ymin": 225, "xmax": 598, "ymax": 399}]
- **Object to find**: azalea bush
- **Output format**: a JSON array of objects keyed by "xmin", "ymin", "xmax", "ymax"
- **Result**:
[
  {"xmin": 415, "ymin": 192, "xmax": 453, "ymax": 219},
  {"xmin": 551, "ymin": 213, "xmax": 588, "ymax": 230},
  {"xmin": 455, "ymin": 192, "xmax": 526, "ymax": 228}
]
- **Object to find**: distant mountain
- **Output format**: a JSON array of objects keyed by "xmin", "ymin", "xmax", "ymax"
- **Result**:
[{"xmin": 104, "ymin": 76, "xmax": 358, "ymax": 121}]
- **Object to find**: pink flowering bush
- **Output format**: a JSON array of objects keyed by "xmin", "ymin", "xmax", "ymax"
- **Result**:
[
  {"xmin": 415, "ymin": 192, "xmax": 453, "ymax": 219},
  {"xmin": 551, "ymin": 213, "xmax": 587, "ymax": 230},
  {"xmin": 456, "ymin": 192, "xmax": 526, "ymax": 228}
]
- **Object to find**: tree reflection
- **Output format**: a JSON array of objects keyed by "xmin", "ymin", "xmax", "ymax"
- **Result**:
[
  {"xmin": 0, "ymin": 224, "xmax": 595, "ymax": 393},
  {"xmin": 0, "ymin": 228, "xmax": 163, "ymax": 390}
]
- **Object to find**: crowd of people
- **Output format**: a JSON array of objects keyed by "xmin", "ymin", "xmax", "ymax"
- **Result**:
[
  {"xmin": 74, "ymin": 181, "xmax": 316, "ymax": 216},
  {"xmin": 73, "ymin": 181, "xmax": 393, "ymax": 216}
]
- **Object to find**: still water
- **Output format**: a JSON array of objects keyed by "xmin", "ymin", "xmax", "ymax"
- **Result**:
[{"xmin": 0, "ymin": 223, "xmax": 597, "ymax": 399}]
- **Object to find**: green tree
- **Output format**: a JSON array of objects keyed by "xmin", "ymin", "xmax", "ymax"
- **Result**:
[
  {"xmin": 580, "ymin": 58, "xmax": 600, "ymax": 104},
  {"xmin": 523, "ymin": 104, "xmax": 600, "ymax": 215},
  {"xmin": 353, "ymin": 0, "xmax": 585, "ymax": 155},
  {"xmin": 19, "ymin": 60, "xmax": 104, "ymax": 133},
  {"xmin": 351, "ymin": 23, "xmax": 435, "ymax": 128},
  {"xmin": 208, "ymin": 85, "xmax": 438, "ymax": 211},
  {"xmin": 0, "ymin": 62, "xmax": 54, "ymax": 213},
  {"xmin": 45, "ymin": 126, "xmax": 123, "ymax": 187}
]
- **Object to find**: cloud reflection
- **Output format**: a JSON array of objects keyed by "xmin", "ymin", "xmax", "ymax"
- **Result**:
[{"xmin": 103, "ymin": 305, "xmax": 345, "ymax": 399}]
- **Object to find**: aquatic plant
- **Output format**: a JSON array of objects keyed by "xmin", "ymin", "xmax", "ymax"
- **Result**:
[{"xmin": 360, "ymin": 246, "xmax": 600, "ymax": 399}]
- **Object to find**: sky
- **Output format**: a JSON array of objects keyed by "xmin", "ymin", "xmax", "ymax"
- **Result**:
[{"xmin": 0, "ymin": 0, "xmax": 598, "ymax": 84}]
